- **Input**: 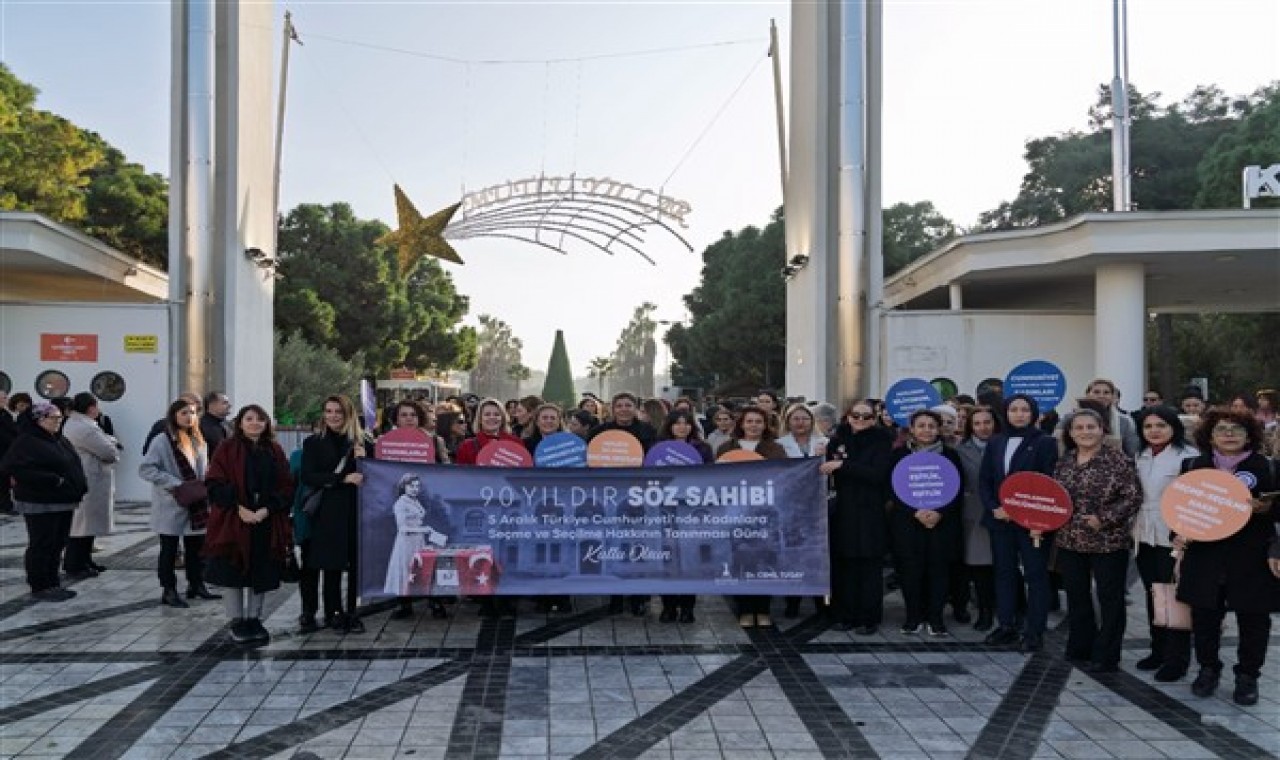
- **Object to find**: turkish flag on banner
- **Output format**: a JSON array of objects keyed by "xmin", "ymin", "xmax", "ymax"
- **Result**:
[
  {"xmin": 409, "ymin": 551, "xmax": 439, "ymax": 596},
  {"xmin": 456, "ymin": 549, "xmax": 499, "ymax": 595}
]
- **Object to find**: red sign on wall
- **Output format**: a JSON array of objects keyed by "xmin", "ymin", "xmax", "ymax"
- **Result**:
[{"xmin": 40, "ymin": 334, "xmax": 99, "ymax": 362}]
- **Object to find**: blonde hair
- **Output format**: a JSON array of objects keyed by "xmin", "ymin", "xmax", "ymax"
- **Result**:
[
  {"xmin": 324, "ymin": 395, "xmax": 364, "ymax": 443},
  {"xmin": 524, "ymin": 403, "xmax": 565, "ymax": 438},
  {"xmin": 475, "ymin": 397, "xmax": 512, "ymax": 434}
]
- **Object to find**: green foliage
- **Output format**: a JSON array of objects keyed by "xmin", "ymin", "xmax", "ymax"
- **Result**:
[
  {"xmin": 275, "ymin": 202, "xmax": 474, "ymax": 376},
  {"xmin": 1153, "ymin": 314, "xmax": 1280, "ymax": 400},
  {"xmin": 541, "ymin": 330, "xmax": 576, "ymax": 409},
  {"xmin": 668, "ymin": 210, "xmax": 786, "ymax": 391},
  {"xmin": 469, "ymin": 315, "xmax": 524, "ymax": 400},
  {"xmin": 610, "ymin": 303, "xmax": 658, "ymax": 397},
  {"xmin": 884, "ymin": 201, "xmax": 956, "ymax": 276},
  {"xmin": 0, "ymin": 64, "xmax": 168, "ymax": 266},
  {"xmin": 273, "ymin": 330, "xmax": 365, "ymax": 425},
  {"xmin": 0, "ymin": 63, "xmax": 103, "ymax": 222},
  {"xmin": 1194, "ymin": 83, "xmax": 1280, "ymax": 209}
]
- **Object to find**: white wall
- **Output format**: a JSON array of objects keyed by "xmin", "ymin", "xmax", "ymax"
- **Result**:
[
  {"xmin": 0, "ymin": 302, "xmax": 171, "ymax": 501},
  {"xmin": 881, "ymin": 311, "xmax": 1096, "ymax": 411}
]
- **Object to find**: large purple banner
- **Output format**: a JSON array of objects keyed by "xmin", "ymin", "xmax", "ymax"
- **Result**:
[{"xmin": 358, "ymin": 458, "xmax": 828, "ymax": 598}]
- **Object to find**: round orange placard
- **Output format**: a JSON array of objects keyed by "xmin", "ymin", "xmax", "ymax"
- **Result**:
[
  {"xmin": 716, "ymin": 449, "xmax": 764, "ymax": 464},
  {"xmin": 586, "ymin": 430, "xmax": 644, "ymax": 467},
  {"xmin": 1160, "ymin": 469, "xmax": 1253, "ymax": 542}
]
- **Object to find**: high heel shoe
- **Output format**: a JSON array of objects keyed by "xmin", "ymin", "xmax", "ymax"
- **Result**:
[{"xmin": 161, "ymin": 587, "xmax": 189, "ymax": 608}]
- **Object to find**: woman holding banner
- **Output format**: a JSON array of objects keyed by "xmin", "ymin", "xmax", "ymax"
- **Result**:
[
  {"xmin": 778, "ymin": 404, "xmax": 829, "ymax": 619},
  {"xmin": 1176, "ymin": 408, "xmax": 1278, "ymax": 706},
  {"xmin": 1053, "ymin": 409, "xmax": 1142, "ymax": 673},
  {"xmin": 887, "ymin": 409, "xmax": 964, "ymax": 636},
  {"xmin": 1132, "ymin": 407, "xmax": 1197, "ymax": 682},
  {"xmin": 821, "ymin": 401, "xmax": 893, "ymax": 634},
  {"xmin": 521, "ymin": 403, "xmax": 565, "ymax": 454},
  {"xmin": 455, "ymin": 398, "xmax": 522, "ymax": 618},
  {"xmin": 716, "ymin": 405, "xmax": 787, "ymax": 628},
  {"xmin": 657, "ymin": 410, "xmax": 714, "ymax": 623},
  {"xmin": 979, "ymin": 394, "xmax": 1059, "ymax": 653},
  {"xmin": 299, "ymin": 395, "xmax": 368, "ymax": 634}
]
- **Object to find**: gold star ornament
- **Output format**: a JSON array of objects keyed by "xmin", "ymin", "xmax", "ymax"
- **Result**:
[{"xmin": 378, "ymin": 185, "xmax": 464, "ymax": 272}]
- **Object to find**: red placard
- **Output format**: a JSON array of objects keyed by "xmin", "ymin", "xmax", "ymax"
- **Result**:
[
  {"xmin": 716, "ymin": 449, "xmax": 765, "ymax": 464},
  {"xmin": 1159, "ymin": 469, "xmax": 1253, "ymax": 542},
  {"xmin": 476, "ymin": 439, "xmax": 533, "ymax": 468},
  {"xmin": 40, "ymin": 333, "xmax": 98, "ymax": 362},
  {"xmin": 999, "ymin": 472, "xmax": 1073, "ymax": 533},
  {"xmin": 586, "ymin": 430, "xmax": 644, "ymax": 467},
  {"xmin": 375, "ymin": 427, "xmax": 436, "ymax": 464}
]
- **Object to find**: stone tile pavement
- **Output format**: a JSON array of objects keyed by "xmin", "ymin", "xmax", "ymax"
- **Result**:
[{"xmin": 0, "ymin": 504, "xmax": 1276, "ymax": 759}]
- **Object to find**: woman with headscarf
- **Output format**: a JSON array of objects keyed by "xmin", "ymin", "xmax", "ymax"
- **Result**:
[
  {"xmin": 979, "ymin": 394, "xmax": 1060, "ymax": 652},
  {"xmin": 0, "ymin": 402, "xmax": 87, "ymax": 601},
  {"xmin": 1053, "ymin": 409, "xmax": 1143, "ymax": 674},
  {"xmin": 1175, "ymin": 408, "xmax": 1278, "ymax": 706}
]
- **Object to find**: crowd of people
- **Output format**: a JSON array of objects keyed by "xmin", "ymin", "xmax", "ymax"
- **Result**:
[{"xmin": 0, "ymin": 381, "xmax": 1275, "ymax": 708}]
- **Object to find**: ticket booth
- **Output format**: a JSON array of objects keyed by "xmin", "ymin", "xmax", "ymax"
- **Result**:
[{"xmin": 1, "ymin": 212, "xmax": 170, "ymax": 501}]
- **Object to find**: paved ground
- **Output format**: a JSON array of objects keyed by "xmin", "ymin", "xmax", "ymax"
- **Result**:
[{"xmin": 0, "ymin": 504, "xmax": 1276, "ymax": 759}]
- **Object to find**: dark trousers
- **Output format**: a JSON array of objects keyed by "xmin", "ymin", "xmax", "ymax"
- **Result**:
[
  {"xmin": 63, "ymin": 535, "xmax": 94, "ymax": 573},
  {"xmin": 298, "ymin": 539, "xmax": 319, "ymax": 618},
  {"xmin": 991, "ymin": 528, "xmax": 1050, "ymax": 635},
  {"xmin": 24, "ymin": 511, "xmax": 73, "ymax": 592},
  {"xmin": 735, "ymin": 595, "xmax": 771, "ymax": 615},
  {"xmin": 1192, "ymin": 592, "xmax": 1272, "ymax": 679},
  {"xmin": 898, "ymin": 546, "xmax": 949, "ymax": 626},
  {"xmin": 1135, "ymin": 542, "xmax": 1190, "ymax": 668},
  {"xmin": 157, "ymin": 534, "xmax": 204, "ymax": 590},
  {"xmin": 950, "ymin": 563, "xmax": 996, "ymax": 614},
  {"xmin": 661, "ymin": 594, "xmax": 696, "ymax": 611},
  {"xmin": 830, "ymin": 556, "xmax": 884, "ymax": 626},
  {"xmin": 322, "ymin": 569, "xmax": 359, "ymax": 618},
  {"xmin": 1057, "ymin": 547, "xmax": 1128, "ymax": 668}
]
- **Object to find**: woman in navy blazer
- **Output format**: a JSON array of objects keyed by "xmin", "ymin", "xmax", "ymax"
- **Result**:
[{"xmin": 978, "ymin": 394, "xmax": 1060, "ymax": 652}]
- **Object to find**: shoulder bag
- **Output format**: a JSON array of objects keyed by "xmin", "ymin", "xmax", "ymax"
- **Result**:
[{"xmin": 300, "ymin": 451, "xmax": 349, "ymax": 517}]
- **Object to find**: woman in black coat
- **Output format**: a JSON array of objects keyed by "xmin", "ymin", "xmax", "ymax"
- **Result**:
[
  {"xmin": 1175, "ymin": 408, "xmax": 1278, "ymax": 707},
  {"xmin": 887, "ymin": 409, "xmax": 964, "ymax": 636},
  {"xmin": 0, "ymin": 402, "xmax": 88, "ymax": 601},
  {"xmin": 820, "ymin": 400, "xmax": 893, "ymax": 634},
  {"xmin": 299, "ymin": 395, "xmax": 369, "ymax": 634}
]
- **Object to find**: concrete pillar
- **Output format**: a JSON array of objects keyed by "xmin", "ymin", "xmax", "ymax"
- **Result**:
[
  {"xmin": 1094, "ymin": 262, "xmax": 1146, "ymax": 407},
  {"xmin": 948, "ymin": 282, "xmax": 963, "ymax": 311}
]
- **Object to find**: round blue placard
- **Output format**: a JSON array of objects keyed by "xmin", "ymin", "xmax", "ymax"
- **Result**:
[
  {"xmin": 1004, "ymin": 360, "xmax": 1067, "ymax": 412},
  {"xmin": 885, "ymin": 378, "xmax": 942, "ymax": 426},
  {"xmin": 534, "ymin": 432, "xmax": 588, "ymax": 468}
]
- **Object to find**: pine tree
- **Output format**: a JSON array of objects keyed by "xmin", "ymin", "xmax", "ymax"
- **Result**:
[{"xmin": 541, "ymin": 330, "xmax": 576, "ymax": 410}]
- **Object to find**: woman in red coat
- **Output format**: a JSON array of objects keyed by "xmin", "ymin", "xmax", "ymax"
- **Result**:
[
  {"xmin": 454, "ymin": 398, "xmax": 523, "ymax": 465},
  {"xmin": 203, "ymin": 405, "xmax": 295, "ymax": 645}
]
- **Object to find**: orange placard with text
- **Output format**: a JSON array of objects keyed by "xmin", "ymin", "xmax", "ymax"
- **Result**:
[
  {"xmin": 586, "ymin": 430, "xmax": 644, "ymax": 467},
  {"xmin": 1160, "ymin": 469, "xmax": 1253, "ymax": 542},
  {"xmin": 716, "ymin": 449, "xmax": 764, "ymax": 464}
]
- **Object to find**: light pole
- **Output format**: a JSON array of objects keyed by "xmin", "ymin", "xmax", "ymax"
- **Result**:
[{"xmin": 656, "ymin": 320, "xmax": 682, "ymax": 398}]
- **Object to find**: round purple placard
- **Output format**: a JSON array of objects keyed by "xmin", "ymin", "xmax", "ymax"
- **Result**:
[
  {"xmin": 643, "ymin": 440, "xmax": 704, "ymax": 467},
  {"xmin": 891, "ymin": 452, "xmax": 961, "ymax": 510}
]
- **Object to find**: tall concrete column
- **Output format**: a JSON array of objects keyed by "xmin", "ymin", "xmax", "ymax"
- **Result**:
[{"xmin": 1094, "ymin": 262, "xmax": 1146, "ymax": 406}]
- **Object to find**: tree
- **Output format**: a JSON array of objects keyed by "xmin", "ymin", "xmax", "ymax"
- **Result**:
[
  {"xmin": 1194, "ymin": 83, "xmax": 1280, "ymax": 209},
  {"xmin": 668, "ymin": 210, "xmax": 787, "ymax": 391},
  {"xmin": 469, "ymin": 315, "xmax": 524, "ymax": 400},
  {"xmin": 883, "ymin": 201, "xmax": 956, "ymax": 276},
  {"xmin": 541, "ymin": 330, "xmax": 576, "ymax": 409},
  {"xmin": 587, "ymin": 356, "xmax": 615, "ymax": 397},
  {"xmin": 80, "ymin": 142, "xmax": 169, "ymax": 269},
  {"xmin": 275, "ymin": 202, "xmax": 474, "ymax": 376},
  {"xmin": 609, "ymin": 303, "xmax": 658, "ymax": 396},
  {"xmin": 273, "ymin": 330, "xmax": 364, "ymax": 425},
  {"xmin": 507, "ymin": 363, "xmax": 532, "ymax": 397}
]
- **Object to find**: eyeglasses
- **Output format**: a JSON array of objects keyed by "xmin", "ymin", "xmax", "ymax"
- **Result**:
[
  {"xmin": 1212, "ymin": 424, "xmax": 1245, "ymax": 435},
  {"xmin": 848, "ymin": 413, "xmax": 875, "ymax": 421}
]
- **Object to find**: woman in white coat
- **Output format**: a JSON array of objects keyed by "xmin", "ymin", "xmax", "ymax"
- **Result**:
[
  {"xmin": 139, "ymin": 397, "xmax": 218, "ymax": 608},
  {"xmin": 61, "ymin": 393, "xmax": 119, "ymax": 579}
]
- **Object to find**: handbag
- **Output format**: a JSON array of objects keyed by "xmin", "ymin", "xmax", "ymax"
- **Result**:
[
  {"xmin": 300, "ymin": 451, "xmax": 350, "ymax": 517},
  {"xmin": 172, "ymin": 480, "xmax": 208, "ymax": 507},
  {"xmin": 1151, "ymin": 555, "xmax": 1192, "ymax": 631}
]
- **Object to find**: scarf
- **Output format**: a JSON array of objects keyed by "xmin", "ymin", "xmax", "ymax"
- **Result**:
[
  {"xmin": 908, "ymin": 439, "xmax": 944, "ymax": 454},
  {"xmin": 1213, "ymin": 450, "xmax": 1251, "ymax": 472},
  {"xmin": 171, "ymin": 434, "xmax": 208, "ymax": 530}
]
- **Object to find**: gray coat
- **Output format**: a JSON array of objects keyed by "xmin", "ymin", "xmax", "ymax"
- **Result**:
[
  {"xmin": 139, "ymin": 433, "xmax": 207, "ymax": 536},
  {"xmin": 62, "ymin": 413, "xmax": 119, "ymax": 537},
  {"xmin": 956, "ymin": 438, "xmax": 993, "ymax": 566}
]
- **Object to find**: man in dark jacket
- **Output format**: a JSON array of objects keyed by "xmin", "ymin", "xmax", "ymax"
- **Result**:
[
  {"xmin": 200, "ymin": 391, "xmax": 232, "ymax": 453},
  {"xmin": 0, "ymin": 403, "xmax": 89, "ymax": 601}
]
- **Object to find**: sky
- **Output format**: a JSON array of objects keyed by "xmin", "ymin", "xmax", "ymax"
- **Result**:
[{"xmin": 2, "ymin": 0, "xmax": 1277, "ymax": 380}]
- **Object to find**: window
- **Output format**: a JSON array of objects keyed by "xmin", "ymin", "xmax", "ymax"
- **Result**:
[
  {"xmin": 34, "ymin": 370, "xmax": 69, "ymax": 400},
  {"xmin": 699, "ymin": 544, "xmax": 713, "ymax": 563},
  {"xmin": 505, "ymin": 545, "xmax": 519, "ymax": 566},
  {"xmin": 464, "ymin": 510, "xmax": 485, "ymax": 532},
  {"xmin": 536, "ymin": 544, "xmax": 547, "ymax": 563},
  {"xmin": 550, "ymin": 544, "xmax": 561, "ymax": 563},
  {"xmin": 90, "ymin": 371, "xmax": 126, "ymax": 402}
]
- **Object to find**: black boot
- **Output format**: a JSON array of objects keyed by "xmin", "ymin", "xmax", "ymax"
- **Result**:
[
  {"xmin": 186, "ymin": 582, "xmax": 222, "ymax": 600},
  {"xmin": 1191, "ymin": 666, "xmax": 1221, "ymax": 698},
  {"xmin": 1233, "ymin": 674, "xmax": 1259, "ymax": 706},
  {"xmin": 161, "ymin": 587, "xmax": 189, "ymax": 608},
  {"xmin": 973, "ymin": 609, "xmax": 994, "ymax": 632}
]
